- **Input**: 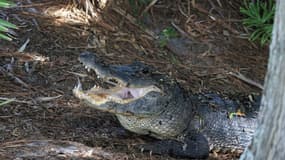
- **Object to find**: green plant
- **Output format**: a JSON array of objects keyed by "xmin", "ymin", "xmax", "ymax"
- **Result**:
[
  {"xmin": 240, "ymin": 0, "xmax": 275, "ymax": 45},
  {"xmin": 159, "ymin": 27, "xmax": 178, "ymax": 47},
  {"xmin": 0, "ymin": 0, "xmax": 17, "ymax": 41},
  {"xmin": 0, "ymin": 98, "xmax": 14, "ymax": 106}
]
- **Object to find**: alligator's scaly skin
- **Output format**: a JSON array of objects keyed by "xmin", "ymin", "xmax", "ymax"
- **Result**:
[
  {"xmin": 190, "ymin": 94, "xmax": 259, "ymax": 151},
  {"xmin": 73, "ymin": 52, "xmax": 260, "ymax": 158},
  {"xmin": 115, "ymin": 89, "xmax": 192, "ymax": 139}
]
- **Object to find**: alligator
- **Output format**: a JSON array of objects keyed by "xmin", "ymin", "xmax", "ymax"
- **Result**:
[{"xmin": 73, "ymin": 51, "xmax": 260, "ymax": 159}]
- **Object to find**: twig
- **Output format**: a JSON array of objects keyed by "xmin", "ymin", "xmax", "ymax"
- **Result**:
[
  {"xmin": 0, "ymin": 52, "xmax": 49, "ymax": 62},
  {"xmin": 0, "ymin": 97, "xmax": 33, "ymax": 104},
  {"xmin": 208, "ymin": 0, "xmax": 224, "ymax": 17},
  {"xmin": 112, "ymin": 7, "xmax": 158, "ymax": 39},
  {"xmin": 140, "ymin": 0, "xmax": 159, "ymax": 17},
  {"xmin": 177, "ymin": 0, "xmax": 190, "ymax": 17},
  {"xmin": 192, "ymin": 2, "xmax": 239, "ymax": 34},
  {"xmin": 66, "ymin": 71, "xmax": 88, "ymax": 77},
  {"xmin": 0, "ymin": 66, "xmax": 30, "ymax": 89},
  {"xmin": 17, "ymin": 2, "xmax": 55, "ymax": 8},
  {"xmin": 18, "ymin": 38, "xmax": 30, "ymax": 52},
  {"xmin": 216, "ymin": 0, "xmax": 222, "ymax": 7},
  {"xmin": 171, "ymin": 21, "xmax": 198, "ymax": 43},
  {"xmin": 7, "ymin": 72, "xmax": 29, "ymax": 88},
  {"xmin": 228, "ymin": 72, "xmax": 264, "ymax": 90},
  {"xmin": 35, "ymin": 95, "xmax": 62, "ymax": 102}
]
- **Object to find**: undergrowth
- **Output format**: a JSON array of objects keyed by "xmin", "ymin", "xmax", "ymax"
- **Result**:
[
  {"xmin": 159, "ymin": 27, "xmax": 178, "ymax": 48},
  {"xmin": 240, "ymin": 0, "xmax": 275, "ymax": 46},
  {"xmin": 0, "ymin": 0, "xmax": 17, "ymax": 41}
]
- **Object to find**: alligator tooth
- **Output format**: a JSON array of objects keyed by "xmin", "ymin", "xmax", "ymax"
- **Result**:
[
  {"xmin": 75, "ymin": 78, "xmax": 82, "ymax": 90},
  {"xmin": 85, "ymin": 66, "xmax": 88, "ymax": 69},
  {"xmin": 97, "ymin": 75, "xmax": 100, "ymax": 79},
  {"xmin": 87, "ymin": 68, "xmax": 91, "ymax": 72},
  {"xmin": 73, "ymin": 78, "xmax": 83, "ymax": 98}
]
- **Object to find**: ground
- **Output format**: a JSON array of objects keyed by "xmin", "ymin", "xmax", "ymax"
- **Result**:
[{"xmin": 0, "ymin": 0, "xmax": 267, "ymax": 159}]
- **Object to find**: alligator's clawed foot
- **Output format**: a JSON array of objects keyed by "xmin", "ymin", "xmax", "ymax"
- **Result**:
[{"xmin": 137, "ymin": 133, "xmax": 209, "ymax": 159}]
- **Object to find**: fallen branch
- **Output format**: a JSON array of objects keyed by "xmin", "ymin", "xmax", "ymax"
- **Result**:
[
  {"xmin": 228, "ymin": 72, "xmax": 264, "ymax": 90},
  {"xmin": 0, "ymin": 140, "xmax": 126, "ymax": 159}
]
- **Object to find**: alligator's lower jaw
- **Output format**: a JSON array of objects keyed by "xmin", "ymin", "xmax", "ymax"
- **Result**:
[{"xmin": 73, "ymin": 79, "xmax": 162, "ymax": 105}]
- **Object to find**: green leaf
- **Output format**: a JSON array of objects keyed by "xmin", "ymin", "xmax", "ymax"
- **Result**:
[
  {"xmin": 158, "ymin": 27, "xmax": 178, "ymax": 48},
  {"xmin": 0, "ymin": 0, "xmax": 16, "ymax": 8},
  {"xmin": 240, "ymin": 0, "xmax": 275, "ymax": 45},
  {"xmin": 0, "ymin": 0, "xmax": 17, "ymax": 41},
  {"xmin": 0, "ymin": 19, "xmax": 18, "ymax": 29},
  {"xmin": 0, "ymin": 33, "xmax": 12, "ymax": 41},
  {"xmin": 0, "ymin": 25, "xmax": 9, "ymax": 32},
  {"xmin": 161, "ymin": 27, "xmax": 178, "ymax": 39},
  {"xmin": 0, "ymin": 98, "xmax": 15, "ymax": 106}
]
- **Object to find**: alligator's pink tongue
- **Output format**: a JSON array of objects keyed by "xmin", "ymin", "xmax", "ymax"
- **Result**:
[
  {"xmin": 118, "ymin": 88, "xmax": 135, "ymax": 99},
  {"xmin": 122, "ymin": 91, "xmax": 134, "ymax": 99}
]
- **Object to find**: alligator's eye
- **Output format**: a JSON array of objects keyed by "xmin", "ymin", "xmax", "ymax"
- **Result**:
[{"xmin": 106, "ymin": 78, "xmax": 120, "ymax": 86}]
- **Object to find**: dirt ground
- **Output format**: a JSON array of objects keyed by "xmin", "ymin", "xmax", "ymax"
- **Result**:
[{"xmin": 0, "ymin": 0, "xmax": 268, "ymax": 159}]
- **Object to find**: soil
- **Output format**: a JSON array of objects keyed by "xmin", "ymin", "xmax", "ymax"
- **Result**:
[{"xmin": 0, "ymin": 0, "xmax": 268, "ymax": 159}]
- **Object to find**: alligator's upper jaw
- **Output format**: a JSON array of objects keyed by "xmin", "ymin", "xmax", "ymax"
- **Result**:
[{"xmin": 79, "ymin": 51, "xmax": 127, "ymax": 86}]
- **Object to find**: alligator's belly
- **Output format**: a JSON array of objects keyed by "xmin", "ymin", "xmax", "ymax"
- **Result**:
[{"xmin": 116, "ymin": 112, "xmax": 190, "ymax": 139}]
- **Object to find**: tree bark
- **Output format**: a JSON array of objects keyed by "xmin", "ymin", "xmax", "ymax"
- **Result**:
[{"xmin": 240, "ymin": 0, "xmax": 285, "ymax": 159}]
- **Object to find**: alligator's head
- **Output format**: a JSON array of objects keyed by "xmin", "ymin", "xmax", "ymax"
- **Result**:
[{"xmin": 73, "ymin": 52, "xmax": 182, "ymax": 116}]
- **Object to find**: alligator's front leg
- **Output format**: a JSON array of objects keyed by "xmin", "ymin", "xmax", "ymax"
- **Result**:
[{"xmin": 138, "ymin": 132, "xmax": 209, "ymax": 158}]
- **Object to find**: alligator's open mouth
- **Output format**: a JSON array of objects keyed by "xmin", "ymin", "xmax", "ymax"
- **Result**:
[{"xmin": 73, "ymin": 52, "xmax": 162, "ymax": 106}]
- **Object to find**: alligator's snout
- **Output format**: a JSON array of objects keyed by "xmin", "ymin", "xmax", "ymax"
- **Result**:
[
  {"xmin": 79, "ymin": 52, "xmax": 114, "ymax": 81},
  {"xmin": 79, "ymin": 51, "xmax": 97, "ymax": 65}
]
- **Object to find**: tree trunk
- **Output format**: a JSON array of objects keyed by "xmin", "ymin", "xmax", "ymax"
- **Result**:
[{"xmin": 240, "ymin": 0, "xmax": 285, "ymax": 159}]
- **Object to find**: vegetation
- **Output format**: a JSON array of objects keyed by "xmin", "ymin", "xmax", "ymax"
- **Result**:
[
  {"xmin": 0, "ymin": 98, "xmax": 14, "ymax": 106},
  {"xmin": 240, "ymin": 0, "xmax": 275, "ymax": 45},
  {"xmin": 0, "ymin": 0, "xmax": 17, "ymax": 41},
  {"xmin": 159, "ymin": 27, "xmax": 178, "ymax": 47}
]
